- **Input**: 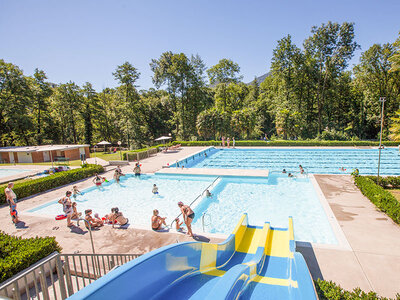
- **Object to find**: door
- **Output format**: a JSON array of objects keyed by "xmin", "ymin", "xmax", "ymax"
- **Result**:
[
  {"xmin": 17, "ymin": 152, "xmax": 33, "ymax": 163},
  {"xmin": 43, "ymin": 151, "xmax": 50, "ymax": 162},
  {"xmin": 9, "ymin": 152, "xmax": 14, "ymax": 163}
]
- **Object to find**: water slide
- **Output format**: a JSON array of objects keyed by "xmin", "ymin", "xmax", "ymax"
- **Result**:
[{"xmin": 69, "ymin": 214, "xmax": 317, "ymax": 299}]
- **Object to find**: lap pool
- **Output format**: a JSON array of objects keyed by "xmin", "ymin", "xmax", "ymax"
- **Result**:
[
  {"xmin": 29, "ymin": 173, "xmax": 337, "ymax": 244},
  {"xmin": 172, "ymin": 147, "xmax": 400, "ymax": 175}
]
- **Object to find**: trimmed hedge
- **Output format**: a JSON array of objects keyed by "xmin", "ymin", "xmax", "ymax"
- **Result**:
[
  {"xmin": 0, "ymin": 232, "xmax": 61, "ymax": 282},
  {"xmin": 365, "ymin": 176, "xmax": 400, "ymax": 189},
  {"xmin": 315, "ymin": 279, "xmax": 399, "ymax": 299},
  {"xmin": 172, "ymin": 140, "xmax": 399, "ymax": 147},
  {"xmin": 354, "ymin": 176, "xmax": 400, "ymax": 224},
  {"xmin": 122, "ymin": 145, "xmax": 161, "ymax": 161},
  {"xmin": 0, "ymin": 164, "xmax": 104, "ymax": 205}
]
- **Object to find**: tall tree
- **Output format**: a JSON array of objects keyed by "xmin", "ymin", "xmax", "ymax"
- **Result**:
[{"xmin": 81, "ymin": 82, "xmax": 99, "ymax": 145}]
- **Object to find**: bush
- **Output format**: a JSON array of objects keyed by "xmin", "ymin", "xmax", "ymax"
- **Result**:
[
  {"xmin": 315, "ymin": 279, "xmax": 399, "ymax": 299},
  {"xmin": 320, "ymin": 128, "xmax": 351, "ymax": 141},
  {"xmin": 0, "ymin": 232, "xmax": 61, "ymax": 282},
  {"xmin": 122, "ymin": 145, "xmax": 161, "ymax": 161},
  {"xmin": 365, "ymin": 176, "xmax": 400, "ymax": 189},
  {"xmin": 0, "ymin": 164, "xmax": 104, "ymax": 205},
  {"xmin": 171, "ymin": 140, "xmax": 399, "ymax": 147},
  {"xmin": 354, "ymin": 176, "xmax": 400, "ymax": 224}
]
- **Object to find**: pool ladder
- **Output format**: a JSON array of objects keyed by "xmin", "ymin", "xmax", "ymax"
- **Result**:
[{"xmin": 201, "ymin": 212, "xmax": 211, "ymax": 232}]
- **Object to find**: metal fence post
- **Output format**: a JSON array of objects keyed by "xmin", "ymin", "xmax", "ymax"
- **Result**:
[
  {"xmin": 39, "ymin": 267, "xmax": 50, "ymax": 300},
  {"xmin": 55, "ymin": 255, "xmax": 67, "ymax": 300}
]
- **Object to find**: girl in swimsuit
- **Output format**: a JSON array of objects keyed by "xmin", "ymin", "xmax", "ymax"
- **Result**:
[
  {"xmin": 178, "ymin": 202, "xmax": 195, "ymax": 237},
  {"xmin": 93, "ymin": 173, "xmax": 104, "ymax": 186},
  {"xmin": 58, "ymin": 191, "xmax": 74, "ymax": 227}
]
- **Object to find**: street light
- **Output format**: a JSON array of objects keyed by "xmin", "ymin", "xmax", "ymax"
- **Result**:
[
  {"xmin": 118, "ymin": 141, "xmax": 122, "ymax": 160},
  {"xmin": 377, "ymin": 97, "xmax": 386, "ymax": 184}
]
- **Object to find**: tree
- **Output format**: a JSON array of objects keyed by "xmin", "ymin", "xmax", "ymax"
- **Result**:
[
  {"xmin": 389, "ymin": 32, "xmax": 400, "ymax": 72},
  {"xmin": 304, "ymin": 22, "xmax": 359, "ymax": 133},
  {"xmin": 389, "ymin": 110, "xmax": 400, "ymax": 141},
  {"xmin": 207, "ymin": 59, "xmax": 242, "ymax": 85},
  {"xmin": 31, "ymin": 69, "xmax": 53, "ymax": 145},
  {"xmin": 81, "ymin": 82, "xmax": 99, "ymax": 145}
]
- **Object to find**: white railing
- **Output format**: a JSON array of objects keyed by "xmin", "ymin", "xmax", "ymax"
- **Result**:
[{"xmin": 0, "ymin": 252, "xmax": 141, "ymax": 300}]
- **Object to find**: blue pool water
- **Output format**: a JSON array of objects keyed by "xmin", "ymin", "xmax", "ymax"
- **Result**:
[
  {"xmin": 174, "ymin": 147, "xmax": 400, "ymax": 175},
  {"xmin": 30, "ymin": 174, "xmax": 337, "ymax": 244},
  {"xmin": 0, "ymin": 168, "xmax": 32, "ymax": 178}
]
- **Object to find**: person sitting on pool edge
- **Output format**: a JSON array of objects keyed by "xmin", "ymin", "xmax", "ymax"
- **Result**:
[
  {"xmin": 178, "ymin": 201, "xmax": 195, "ymax": 237},
  {"xmin": 152, "ymin": 184, "xmax": 159, "ymax": 194},
  {"xmin": 71, "ymin": 202, "xmax": 81, "ymax": 219},
  {"xmin": 175, "ymin": 217, "xmax": 183, "ymax": 232},
  {"xmin": 109, "ymin": 207, "xmax": 129, "ymax": 227},
  {"xmin": 84, "ymin": 209, "xmax": 103, "ymax": 229},
  {"xmin": 152, "ymin": 209, "xmax": 167, "ymax": 231}
]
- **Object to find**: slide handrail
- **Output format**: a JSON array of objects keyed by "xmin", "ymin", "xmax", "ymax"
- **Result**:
[{"xmin": 170, "ymin": 176, "xmax": 220, "ymax": 227}]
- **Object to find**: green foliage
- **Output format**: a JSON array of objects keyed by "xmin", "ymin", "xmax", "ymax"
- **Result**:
[
  {"xmin": 122, "ymin": 145, "xmax": 161, "ymax": 160},
  {"xmin": 315, "ymin": 279, "xmax": 399, "ymax": 300},
  {"xmin": 172, "ymin": 140, "xmax": 398, "ymax": 147},
  {"xmin": 0, "ymin": 232, "xmax": 61, "ymax": 282},
  {"xmin": 0, "ymin": 164, "xmax": 103, "ymax": 205},
  {"xmin": 389, "ymin": 110, "xmax": 400, "ymax": 141},
  {"xmin": 365, "ymin": 176, "xmax": 400, "ymax": 189},
  {"xmin": 354, "ymin": 176, "xmax": 400, "ymax": 224}
]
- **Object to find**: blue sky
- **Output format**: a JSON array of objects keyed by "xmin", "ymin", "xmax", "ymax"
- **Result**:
[{"xmin": 1, "ymin": 0, "xmax": 399, "ymax": 90}]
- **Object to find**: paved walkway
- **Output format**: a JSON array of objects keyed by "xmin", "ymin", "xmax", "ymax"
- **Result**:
[
  {"xmin": 1, "ymin": 147, "xmax": 399, "ymax": 297},
  {"xmin": 302, "ymin": 175, "xmax": 400, "ymax": 298}
]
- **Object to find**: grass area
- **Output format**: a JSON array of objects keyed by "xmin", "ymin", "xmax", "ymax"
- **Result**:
[
  {"xmin": 92, "ymin": 151, "xmax": 129, "ymax": 161},
  {"xmin": 389, "ymin": 189, "xmax": 400, "ymax": 202}
]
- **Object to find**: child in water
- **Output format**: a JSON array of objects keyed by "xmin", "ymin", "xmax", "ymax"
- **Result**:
[
  {"xmin": 72, "ymin": 186, "xmax": 82, "ymax": 198},
  {"xmin": 175, "ymin": 218, "xmax": 183, "ymax": 232},
  {"xmin": 152, "ymin": 184, "xmax": 159, "ymax": 194}
]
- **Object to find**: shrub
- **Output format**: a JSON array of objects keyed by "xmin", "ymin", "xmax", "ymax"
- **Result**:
[
  {"xmin": 320, "ymin": 128, "xmax": 351, "ymax": 141},
  {"xmin": 365, "ymin": 176, "xmax": 400, "ymax": 189},
  {"xmin": 0, "ymin": 164, "xmax": 104, "ymax": 205},
  {"xmin": 171, "ymin": 140, "xmax": 399, "ymax": 147},
  {"xmin": 122, "ymin": 145, "xmax": 161, "ymax": 161},
  {"xmin": 354, "ymin": 176, "xmax": 400, "ymax": 224},
  {"xmin": 0, "ymin": 232, "xmax": 61, "ymax": 282},
  {"xmin": 315, "ymin": 279, "xmax": 399, "ymax": 299}
]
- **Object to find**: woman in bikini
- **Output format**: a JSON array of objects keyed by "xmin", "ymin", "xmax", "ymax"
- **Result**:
[
  {"xmin": 58, "ymin": 191, "xmax": 74, "ymax": 227},
  {"xmin": 93, "ymin": 173, "xmax": 105, "ymax": 187},
  {"xmin": 5, "ymin": 182, "xmax": 21, "ymax": 224},
  {"xmin": 177, "ymin": 202, "xmax": 195, "ymax": 237},
  {"xmin": 151, "ymin": 209, "xmax": 166, "ymax": 231}
]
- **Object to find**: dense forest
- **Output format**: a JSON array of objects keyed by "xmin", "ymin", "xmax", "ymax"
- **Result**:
[{"xmin": 1, "ymin": 22, "xmax": 399, "ymax": 148}]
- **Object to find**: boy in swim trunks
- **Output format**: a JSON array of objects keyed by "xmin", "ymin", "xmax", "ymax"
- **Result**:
[{"xmin": 5, "ymin": 182, "xmax": 21, "ymax": 224}]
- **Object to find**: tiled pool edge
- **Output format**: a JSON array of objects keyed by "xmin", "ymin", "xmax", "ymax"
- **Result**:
[{"xmin": 308, "ymin": 174, "xmax": 352, "ymax": 251}]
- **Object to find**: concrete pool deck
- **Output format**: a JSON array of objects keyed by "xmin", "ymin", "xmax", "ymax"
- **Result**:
[{"xmin": 0, "ymin": 146, "xmax": 399, "ymax": 297}]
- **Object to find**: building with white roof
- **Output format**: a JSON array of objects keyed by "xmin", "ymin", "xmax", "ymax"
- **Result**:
[{"xmin": 0, "ymin": 144, "xmax": 90, "ymax": 164}]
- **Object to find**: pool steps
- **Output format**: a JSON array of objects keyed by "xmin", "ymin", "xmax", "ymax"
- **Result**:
[{"xmin": 68, "ymin": 214, "xmax": 317, "ymax": 300}]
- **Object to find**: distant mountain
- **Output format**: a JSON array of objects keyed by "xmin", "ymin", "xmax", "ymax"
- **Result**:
[{"xmin": 247, "ymin": 72, "xmax": 270, "ymax": 85}]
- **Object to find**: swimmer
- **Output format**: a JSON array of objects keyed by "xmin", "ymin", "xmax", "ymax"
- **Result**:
[
  {"xmin": 72, "ymin": 186, "xmax": 82, "ymax": 198},
  {"xmin": 299, "ymin": 165, "xmax": 304, "ymax": 174},
  {"xmin": 205, "ymin": 189, "xmax": 212, "ymax": 197},
  {"xmin": 93, "ymin": 173, "xmax": 105, "ymax": 187},
  {"xmin": 152, "ymin": 184, "xmax": 159, "ymax": 194},
  {"xmin": 133, "ymin": 162, "xmax": 141, "ymax": 176},
  {"xmin": 282, "ymin": 169, "xmax": 287, "ymax": 174},
  {"xmin": 288, "ymin": 173, "xmax": 294, "ymax": 178},
  {"xmin": 204, "ymin": 152, "xmax": 207, "ymax": 157}
]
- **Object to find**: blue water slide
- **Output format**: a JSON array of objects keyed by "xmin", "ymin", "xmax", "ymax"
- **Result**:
[{"xmin": 69, "ymin": 215, "xmax": 317, "ymax": 300}]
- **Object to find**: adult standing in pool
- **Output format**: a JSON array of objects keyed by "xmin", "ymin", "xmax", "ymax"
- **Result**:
[
  {"xmin": 178, "ymin": 202, "xmax": 195, "ymax": 237},
  {"xmin": 133, "ymin": 162, "xmax": 141, "ymax": 176},
  {"xmin": 5, "ymin": 182, "xmax": 21, "ymax": 224}
]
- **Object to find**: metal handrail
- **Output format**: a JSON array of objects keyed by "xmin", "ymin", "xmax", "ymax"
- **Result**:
[
  {"xmin": 170, "ymin": 176, "xmax": 220, "ymax": 228},
  {"xmin": 77, "ymin": 218, "xmax": 95, "ymax": 254},
  {"xmin": 0, "ymin": 252, "xmax": 141, "ymax": 300}
]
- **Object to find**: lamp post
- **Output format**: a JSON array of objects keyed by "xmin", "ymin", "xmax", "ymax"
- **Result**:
[
  {"xmin": 118, "ymin": 141, "xmax": 122, "ymax": 160},
  {"xmin": 94, "ymin": 145, "xmax": 98, "ymax": 165},
  {"xmin": 377, "ymin": 97, "xmax": 386, "ymax": 185}
]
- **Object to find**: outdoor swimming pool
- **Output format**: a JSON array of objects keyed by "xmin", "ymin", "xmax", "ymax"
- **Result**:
[
  {"xmin": 0, "ymin": 168, "xmax": 32, "ymax": 179},
  {"xmin": 173, "ymin": 147, "xmax": 400, "ymax": 175},
  {"xmin": 29, "ymin": 173, "xmax": 337, "ymax": 244}
]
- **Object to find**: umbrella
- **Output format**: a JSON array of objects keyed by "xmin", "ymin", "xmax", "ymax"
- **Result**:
[
  {"xmin": 97, "ymin": 141, "xmax": 111, "ymax": 152},
  {"xmin": 155, "ymin": 136, "xmax": 172, "ymax": 147}
]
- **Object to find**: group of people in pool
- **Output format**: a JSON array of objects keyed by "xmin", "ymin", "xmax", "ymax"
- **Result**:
[
  {"xmin": 282, "ymin": 165, "xmax": 305, "ymax": 177},
  {"xmin": 151, "ymin": 201, "xmax": 195, "ymax": 237},
  {"xmin": 92, "ymin": 164, "xmax": 142, "ymax": 188},
  {"xmin": 221, "ymin": 136, "xmax": 235, "ymax": 148}
]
